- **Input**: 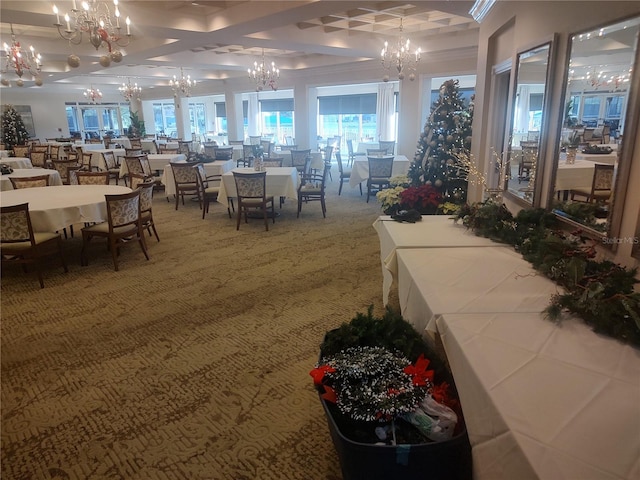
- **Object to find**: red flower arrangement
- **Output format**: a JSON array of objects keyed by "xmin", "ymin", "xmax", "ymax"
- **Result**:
[{"xmin": 399, "ymin": 184, "xmax": 442, "ymax": 213}]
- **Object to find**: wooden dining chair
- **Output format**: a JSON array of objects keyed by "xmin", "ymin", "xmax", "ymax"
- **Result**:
[
  {"xmin": 80, "ymin": 189, "xmax": 149, "ymax": 271},
  {"xmin": 101, "ymin": 151, "xmax": 120, "ymax": 185},
  {"xmin": 232, "ymin": 170, "xmax": 274, "ymax": 231},
  {"xmin": 9, "ymin": 174, "xmax": 50, "ymax": 189},
  {"xmin": 28, "ymin": 150, "xmax": 49, "ymax": 168},
  {"xmin": 214, "ymin": 146, "xmax": 234, "ymax": 160},
  {"xmin": 169, "ymin": 161, "xmax": 201, "ymax": 210},
  {"xmin": 570, "ymin": 164, "xmax": 615, "ymax": 203},
  {"xmin": 1, "ymin": 202, "xmax": 68, "ymax": 288},
  {"xmin": 290, "ymin": 149, "xmax": 312, "ymax": 175},
  {"xmin": 378, "ymin": 141, "xmax": 396, "ymax": 155},
  {"xmin": 195, "ymin": 163, "xmax": 231, "ymax": 220},
  {"xmin": 12, "ymin": 145, "xmax": 30, "ymax": 157},
  {"xmin": 51, "ymin": 159, "xmax": 80, "ymax": 185},
  {"xmin": 336, "ymin": 152, "xmax": 360, "ymax": 196},
  {"xmin": 366, "ymin": 155, "xmax": 394, "ymax": 203},
  {"xmin": 297, "ymin": 164, "xmax": 329, "ymax": 218},
  {"xmin": 76, "ymin": 171, "xmax": 110, "ymax": 185},
  {"xmin": 133, "ymin": 177, "xmax": 160, "ymax": 242}
]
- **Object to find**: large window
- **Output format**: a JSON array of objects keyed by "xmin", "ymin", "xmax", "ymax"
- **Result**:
[
  {"xmin": 65, "ymin": 103, "xmax": 129, "ymax": 138},
  {"xmin": 189, "ymin": 102, "xmax": 206, "ymax": 136},
  {"xmin": 318, "ymin": 93, "xmax": 377, "ymax": 149},
  {"xmin": 260, "ymin": 98, "xmax": 294, "ymax": 144},
  {"xmin": 153, "ymin": 102, "xmax": 177, "ymax": 137},
  {"xmin": 214, "ymin": 102, "xmax": 227, "ymax": 134}
]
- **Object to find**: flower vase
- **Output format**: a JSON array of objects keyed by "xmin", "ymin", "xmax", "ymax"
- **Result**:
[{"xmin": 566, "ymin": 147, "xmax": 577, "ymax": 164}]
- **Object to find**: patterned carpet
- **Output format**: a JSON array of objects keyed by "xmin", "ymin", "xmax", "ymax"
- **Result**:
[{"xmin": 1, "ymin": 171, "xmax": 386, "ymax": 480}]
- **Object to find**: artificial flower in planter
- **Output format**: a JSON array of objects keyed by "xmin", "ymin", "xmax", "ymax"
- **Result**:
[{"xmin": 311, "ymin": 307, "xmax": 472, "ymax": 480}]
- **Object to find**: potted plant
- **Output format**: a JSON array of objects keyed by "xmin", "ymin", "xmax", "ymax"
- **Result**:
[
  {"xmin": 565, "ymin": 130, "xmax": 581, "ymax": 164},
  {"xmin": 311, "ymin": 307, "xmax": 472, "ymax": 480}
]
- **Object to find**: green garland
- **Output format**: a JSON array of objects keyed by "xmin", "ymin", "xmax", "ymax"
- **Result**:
[{"xmin": 454, "ymin": 201, "xmax": 640, "ymax": 347}]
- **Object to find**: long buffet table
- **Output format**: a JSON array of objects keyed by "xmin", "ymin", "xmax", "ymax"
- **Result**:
[{"xmin": 374, "ymin": 216, "xmax": 640, "ymax": 480}]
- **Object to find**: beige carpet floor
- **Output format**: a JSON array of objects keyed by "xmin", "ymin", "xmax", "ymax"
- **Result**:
[{"xmin": 1, "ymin": 170, "xmax": 388, "ymax": 480}]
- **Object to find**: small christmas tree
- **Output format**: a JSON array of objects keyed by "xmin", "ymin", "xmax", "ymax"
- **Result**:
[
  {"xmin": 407, "ymin": 79, "xmax": 473, "ymax": 204},
  {"xmin": 1, "ymin": 105, "xmax": 31, "ymax": 153}
]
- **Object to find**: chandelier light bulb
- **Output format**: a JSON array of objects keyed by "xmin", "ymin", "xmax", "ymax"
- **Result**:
[
  {"xmin": 170, "ymin": 67, "xmax": 195, "ymax": 97},
  {"xmin": 84, "ymin": 85, "xmax": 102, "ymax": 103},
  {"xmin": 52, "ymin": 0, "xmax": 133, "ymax": 68},
  {"xmin": 1, "ymin": 24, "xmax": 43, "ymax": 87},
  {"xmin": 119, "ymin": 77, "xmax": 142, "ymax": 102},
  {"xmin": 381, "ymin": 18, "xmax": 421, "ymax": 82},
  {"xmin": 248, "ymin": 48, "xmax": 279, "ymax": 92}
]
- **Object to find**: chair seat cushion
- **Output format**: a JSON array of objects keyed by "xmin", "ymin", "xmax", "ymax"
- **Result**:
[
  {"xmin": 82, "ymin": 222, "xmax": 139, "ymax": 235},
  {"xmin": 204, "ymin": 186, "xmax": 220, "ymax": 194},
  {"xmin": 300, "ymin": 185, "xmax": 322, "ymax": 193},
  {"xmin": 1, "ymin": 232, "xmax": 59, "ymax": 251}
]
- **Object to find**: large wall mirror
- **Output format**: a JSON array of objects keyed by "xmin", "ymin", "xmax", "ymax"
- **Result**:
[
  {"xmin": 505, "ymin": 42, "xmax": 552, "ymax": 204},
  {"xmin": 552, "ymin": 16, "xmax": 640, "ymax": 235}
]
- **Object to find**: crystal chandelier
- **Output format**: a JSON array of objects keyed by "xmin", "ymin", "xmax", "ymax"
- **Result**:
[
  {"xmin": 53, "ymin": 0, "xmax": 132, "ymax": 68},
  {"xmin": 1, "ymin": 25, "xmax": 43, "ymax": 87},
  {"xmin": 119, "ymin": 77, "xmax": 141, "ymax": 102},
  {"xmin": 248, "ymin": 49, "xmax": 280, "ymax": 91},
  {"xmin": 170, "ymin": 67, "xmax": 195, "ymax": 97},
  {"xmin": 381, "ymin": 19, "xmax": 421, "ymax": 82},
  {"xmin": 84, "ymin": 85, "xmax": 102, "ymax": 103}
]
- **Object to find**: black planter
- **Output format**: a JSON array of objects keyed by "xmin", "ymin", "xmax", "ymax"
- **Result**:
[{"xmin": 321, "ymin": 398, "xmax": 472, "ymax": 480}]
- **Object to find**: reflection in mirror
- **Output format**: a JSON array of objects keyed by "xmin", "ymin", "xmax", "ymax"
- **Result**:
[
  {"xmin": 506, "ymin": 43, "xmax": 551, "ymax": 203},
  {"xmin": 553, "ymin": 16, "xmax": 639, "ymax": 234}
]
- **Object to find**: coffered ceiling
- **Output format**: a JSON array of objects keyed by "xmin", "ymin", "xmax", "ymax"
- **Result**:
[{"xmin": 0, "ymin": 1, "xmax": 479, "ymax": 97}]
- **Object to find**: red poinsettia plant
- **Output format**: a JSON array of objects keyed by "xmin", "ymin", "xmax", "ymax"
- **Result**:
[
  {"xmin": 311, "ymin": 346, "xmax": 456, "ymax": 424},
  {"xmin": 399, "ymin": 183, "xmax": 442, "ymax": 213}
]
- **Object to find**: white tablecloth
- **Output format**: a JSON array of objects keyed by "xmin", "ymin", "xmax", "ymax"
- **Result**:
[
  {"xmin": 373, "ymin": 216, "xmax": 501, "ymax": 304},
  {"xmin": 218, "ymin": 167, "xmax": 299, "ymax": 205},
  {"xmin": 555, "ymin": 159, "xmax": 616, "ymax": 191},
  {"xmin": 0, "ymin": 185, "xmax": 131, "ymax": 232},
  {"xmin": 396, "ymin": 247, "xmax": 559, "ymax": 336},
  {"xmin": 356, "ymin": 141, "xmax": 379, "ymax": 153},
  {"xmin": 162, "ymin": 160, "xmax": 234, "ymax": 196},
  {"xmin": 576, "ymin": 151, "xmax": 617, "ymax": 165},
  {"xmin": 0, "ymin": 150, "xmax": 9, "ymax": 158},
  {"xmin": 349, "ymin": 155, "xmax": 410, "ymax": 187},
  {"xmin": 436, "ymin": 311, "xmax": 640, "ymax": 480},
  {"xmin": 280, "ymin": 151, "xmax": 324, "ymax": 171},
  {"xmin": 0, "ymin": 168, "xmax": 63, "ymax": 191},
  {"xmin": 2, "ymin": 157, "xmax": 33, "ymax": 169},
  {"xmin": 73, "ymin": 143, "xmax": 106, "ymax": 151}
]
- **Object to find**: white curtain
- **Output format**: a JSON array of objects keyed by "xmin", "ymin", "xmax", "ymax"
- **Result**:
[
  {"xmin": 376, "ymin": 83, "xmax": 395, "ymax": 141},
  {"xmin": 248, "ymin": 93, "xmax": 260, "ymax": 137},
  {"xmin": 514, "ymin": 85, "xmax": 530, "ymax": 134}
]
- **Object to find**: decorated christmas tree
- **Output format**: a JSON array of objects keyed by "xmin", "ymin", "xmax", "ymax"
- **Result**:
[
  {"xmin": 1, "ymin": 105, "xmax": 31, "ymax": 152},
  {"xmin": 407, "ymin": 79, "xmax": 474, "ymax": 204}
]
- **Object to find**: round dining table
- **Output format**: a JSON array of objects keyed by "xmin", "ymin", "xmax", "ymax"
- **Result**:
[
  {"xmin": 0, "ymin": 185, "xmax": 131, "ymax": 232},
  {"xmin": 0, "ymin": 168, "xmax": 63, "ymax": 191},
  {"xmin": 1, "ymin": 157, "xmax": 34, "ymax": 169}
]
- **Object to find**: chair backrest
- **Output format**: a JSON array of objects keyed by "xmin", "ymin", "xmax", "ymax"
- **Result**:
[
  {"xmin": 336, "ymin": 151, "xmax": 345, "ymax": 174},
  {"xmin": 379, "ymin": 141, "xmax": 395, "ymax": 155},
  {"xmin": 13, "ymin": 145, "xmax": 30, "ymax": 157},
  {"xmin": 81, "ymin": 152, "xmax": 93, "ymax": 170},
  {"xmin": 346, "ymin": 139, "xmax": 356, "ymax": 156},
  {"xmin": 159, "ymin": 146, "xmax": 179, "ymax": 154},
  {"xmin": 228, "ymin": 140, "xmax": 244, "ymax": 145},
  {"xmin": 104, "ymin": 189, "xmax": 141, "ymax": 230},
  {"xmin": 49, "ymin": 144, "xmax": 62, "ymax": 160},
  {"xmin": 367, "ymin": 156, "xmax": 394, "ymax": 179},
  {"xmin": 129, "ymin": 138, "xmax": 142, "ymax": 149},
  {"xmin": 233, "ymin": 170, "xmax": 267, "ymax": 199},
  {"xmin": 214, "ymin": 146, "xmax": 234, "ymax": 160},
  {"xmin": 31, "ymin": 144, "xmax": 48, "ymax": 154},
  {"xmin": 249, "ymin": 135, "xmax": 262, "ymax": 145},
  {"xmin": 322, "ymin": 145, "xmax": 334, "ymax": 163},
  {"xmin": 170, "ymin": 161, "xmax": 199, "ymax": 185},
  {"xmin": 1, "ymin": 203, "xmax": 35, "ymax": 245},
  {"xmin": 137, "ymin": 181, "xmax": 155, "ymax": 213},
  {"xmin": 367, "ymin": 148, "xmax": 387, "ymax": 156},
  {"xmin": 242, "ymin": 144, "xmax": 255, "ymax": 159},
  {"xmin": 262, "ymin": 157, "xmax": 283, "ymax": 167},
  {"xmin": 68, "ymin": 165, "xmax": 83, "ymax": 185},
  {"xmin": 260, "ymin": 140, "xmax": 272, "ymax": 157},
  {"xmin": 52, "ymin": 159, "xmax": 79, "ymax": 183},
  {"xmin": 178, "ymin": 141, "xmax": 192, "ymax": 154},
  {"xmin": 76, "ymin": 171, "xmax": 110, "ymax": 185},
  {"xmin": 203, "ymin": 144, "xmax": 216, "ymax": 158},
  {"xmin": 290, "ymin": 149, "xmax": 311, "ymax": 171},
  {"xmin": 29, "ymin": 150, "xmax": 48, "ymax": 168},
  {"xmin": 124, "ymin": 156, "xmax": 146, "ymax": 176},
  {"xmin": 125, "ymin": 148, "xmax": 143, "ymax": 157},
  {"xmin": 129, "ymin": 172, "xmax": 151, "ymax": 191},
  {"xmin": 9, "ymin": 175, "xmax": 50, "ymax": 189},
  {"xmin": 284, "ymin": 135, "xmax": 295, "ymax": 146},
  {"xmin": 102, "ymin": 151, "xmax": 118, "ymax": 169},
  {"xmin": 592, "ymin": 164, "xmax": 615, "ymax": 193}
]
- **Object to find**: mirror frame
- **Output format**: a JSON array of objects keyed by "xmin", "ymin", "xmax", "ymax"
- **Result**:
[
  {"xmin": 549, "ymin": 16, "xmax": 640, "ymax": 246},
  {"xmin": 503, "ymin": 35, "xmax": 557, "ymax": 208}
]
